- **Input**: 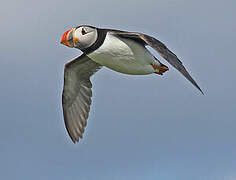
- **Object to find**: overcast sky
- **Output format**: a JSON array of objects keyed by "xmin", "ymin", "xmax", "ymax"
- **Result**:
[{"xmin": 0, "ymin": 0, "xmax": 236, "ymax": 179}]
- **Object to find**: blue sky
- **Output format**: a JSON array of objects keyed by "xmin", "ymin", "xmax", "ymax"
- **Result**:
[{"xmin": 0, "ymin": 0, "xmax": 235, "ymax": 179}]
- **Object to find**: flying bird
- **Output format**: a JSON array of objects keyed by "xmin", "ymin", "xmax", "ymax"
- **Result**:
[{"xmin": 60, "ymin": 25, "xmax": 203, "ymax": 143}]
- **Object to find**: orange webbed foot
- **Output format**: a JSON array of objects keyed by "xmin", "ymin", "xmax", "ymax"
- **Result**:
[{"xmin": 151, "ymin": 63, "xmax": 169, "ymax": 75}]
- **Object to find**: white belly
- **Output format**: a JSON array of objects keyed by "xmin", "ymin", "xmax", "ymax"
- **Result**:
[{"xmin": 87, "ymin": 33, "xmax": 160, "ymax": 75}]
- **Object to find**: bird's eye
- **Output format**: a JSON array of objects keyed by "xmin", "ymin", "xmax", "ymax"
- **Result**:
[{"xmin": 81, "ymin": 28, "xmax": 87, "ymax": 35}]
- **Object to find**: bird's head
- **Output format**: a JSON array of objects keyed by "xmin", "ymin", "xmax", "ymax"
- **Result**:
[{"xmin": 60, "ymin": 26, "xmax": 98, "ymax": 50}]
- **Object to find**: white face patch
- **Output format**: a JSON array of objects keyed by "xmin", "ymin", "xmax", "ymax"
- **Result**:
[{"xmin": 73, "ymin": 26, "xmax": 98, "ymax": 50}]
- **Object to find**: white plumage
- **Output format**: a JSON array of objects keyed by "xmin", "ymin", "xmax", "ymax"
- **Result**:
[{"xmin": 87, "ymin": 33, "xmax": 160, "ymax": 75}]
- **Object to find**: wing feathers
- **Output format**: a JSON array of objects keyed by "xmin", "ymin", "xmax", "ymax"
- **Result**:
[
  {"xmin": 140, "ymin": 34, "xmax": 203, "ymax": 94},
  {"xmin": 62, "ymin": 54, "xmax": 102, "ymax": 143},
  {"xmin": 109, "ymin": 30, "xmax": 203, "ymax": 94}
]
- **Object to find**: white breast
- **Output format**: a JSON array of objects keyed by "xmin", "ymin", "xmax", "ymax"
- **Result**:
[{"xmin": 87, "ymin": 33, "xmax": 159, "ymax": 75}]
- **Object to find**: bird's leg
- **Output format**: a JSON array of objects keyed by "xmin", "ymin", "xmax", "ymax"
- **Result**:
[{"xmin": 151, "ymin": 63, "xmax": 169, "ymax": 75}]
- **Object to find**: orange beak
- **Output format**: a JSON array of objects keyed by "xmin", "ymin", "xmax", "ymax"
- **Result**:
[{"xmin": 60, "ymin": 29, "xmax": 72, "ymax": 47}]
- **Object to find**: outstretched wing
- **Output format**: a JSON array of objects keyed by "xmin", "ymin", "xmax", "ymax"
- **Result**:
[
  {"xmin": 108, "ymin": 30, "xmax": 203, "ymax": 94},
  {"xmin": 62, "ymin": 54, "xmax": 102, "ymax": 143}
]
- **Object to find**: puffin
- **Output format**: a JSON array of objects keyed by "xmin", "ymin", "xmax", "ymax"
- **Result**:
[{"xmin": 60, "ymin": 25, "xmax": 203, "ymax": 143}]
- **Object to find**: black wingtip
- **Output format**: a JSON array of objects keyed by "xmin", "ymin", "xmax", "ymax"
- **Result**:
[
  {"xmin": 186, "ymin": 75, "xmax": 203, "ymax": 95},
  {"xmin": 200, "ymin": 88, "xmax": 204, "ymax": 95},
  {"xmin": 200, "ymin": 90, "xmax": 204, "ymax": 95},
  {"xmin": 197, "ymin": 85, "xmax": 204, "ymax": 95},
  {"xmin": 179, "ymin": 68, "xmax": 204, "ymax": 95},
  {"xmin": 189, "ymin": 78, "xmax": 204, "ymax": 95}
]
